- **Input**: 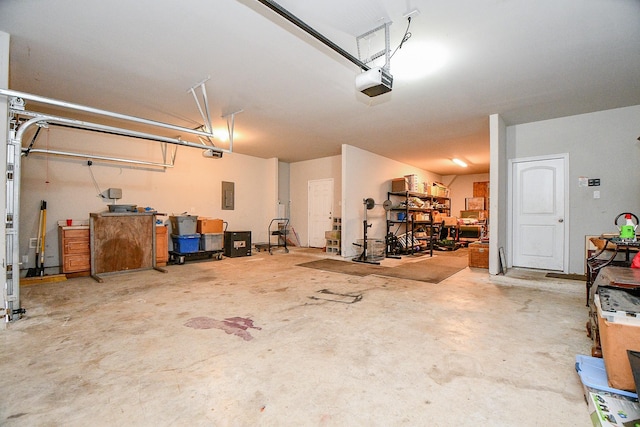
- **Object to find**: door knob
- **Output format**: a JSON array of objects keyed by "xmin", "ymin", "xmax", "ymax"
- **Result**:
[{"xmin": 558, "ymin": 218, "xmax": 564, "ymax": 223}]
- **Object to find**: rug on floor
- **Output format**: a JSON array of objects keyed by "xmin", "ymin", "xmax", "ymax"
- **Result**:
[
  {"xmin": 297, "ymin": 255, "xmax": 468, "ymax": 284},
  {"xmin": 296, "ymin": 259, "xmax": 391, "ymax": 277},
  {"xmin": 545, "ymin": 272, "xmax": 587, "ymax": 281},
  {"xmin": 378, "ymin": 257, "xmax": 468, "ymax": 283}
]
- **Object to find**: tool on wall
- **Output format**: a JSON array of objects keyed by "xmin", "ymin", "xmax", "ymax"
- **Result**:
[{"xmin": 616, "ymin": 212, "xmax": 638, "ymax": 241}]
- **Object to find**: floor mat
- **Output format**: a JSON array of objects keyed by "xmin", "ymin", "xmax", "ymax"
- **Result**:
[
  {"xmin": 296, "ymin": 259, "xmax": 391, "ymax": 277},
  {"xmin": 545, "ymin": 272, "xmax": 586, "ymax": 281},
  {"xmin": 379, "ymin": 257, "xmax": 468, "ymax": 283},
  {"xmin": 297, "ymin": 256, "xmax": 467, "ymax": 284}
]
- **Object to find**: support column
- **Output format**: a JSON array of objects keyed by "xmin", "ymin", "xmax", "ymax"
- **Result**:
[{"xmin": 489, "ymin": 113, "xmax": 507, "ymax": 275}]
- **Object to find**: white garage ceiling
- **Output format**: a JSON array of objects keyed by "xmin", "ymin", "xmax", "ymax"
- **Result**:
[{"xmin": 1, "ymin": 0, "xmax": 639, "ymax": 175}]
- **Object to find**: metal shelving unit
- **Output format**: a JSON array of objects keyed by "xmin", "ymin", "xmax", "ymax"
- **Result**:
[{"xmin": 386, "ymin": 191, "xmax": 450, "ymax": 257}]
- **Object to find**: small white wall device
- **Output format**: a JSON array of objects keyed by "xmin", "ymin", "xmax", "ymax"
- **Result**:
[
  {"xmin": 355, "ymin": 67, "xmax": 393, "ymax": 97},
  {"xmin": 202, "ymin": 148, "xmax": 223, "ymax": 158}
]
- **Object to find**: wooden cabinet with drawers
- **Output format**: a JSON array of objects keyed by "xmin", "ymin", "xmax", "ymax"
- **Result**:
[
  {"xmin": 59, "ymin": 226, "xmax": 91, "ymax": 276},
  {"xmin": 59, "ymin": 223, "xmax": 169, "ymax": 276}
]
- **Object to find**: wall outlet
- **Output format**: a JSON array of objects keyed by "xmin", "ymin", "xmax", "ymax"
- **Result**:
[
  {"xmin": 22, "ymin": 255, "xmax": 28, "ymax": 265},
  {"xmin": 29, "ymin": 237, "xmax": 37, "ymax": 248}
]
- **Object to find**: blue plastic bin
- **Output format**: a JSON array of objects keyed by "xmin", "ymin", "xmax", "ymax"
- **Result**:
[
  {"xmin": 171, "ymin": 234, "xmax": 200, "ymax": 254},
  {"xmin": 575, "ymin": 354, "xmax": 638, "ymax": 399}
]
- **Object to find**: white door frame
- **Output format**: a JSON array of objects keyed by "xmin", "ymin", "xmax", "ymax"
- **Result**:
[{"xmin": 507, "ymin": 153, "xmax": 570, "ymax": 273}]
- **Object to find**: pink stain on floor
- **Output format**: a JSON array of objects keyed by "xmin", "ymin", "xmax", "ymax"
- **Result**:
[{"xmin": 185, "ymin": 316, "xmax": 261, "ymax": 341}]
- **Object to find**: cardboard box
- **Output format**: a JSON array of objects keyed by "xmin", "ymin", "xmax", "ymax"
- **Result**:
[
  {"xmin": 586, "ymin": 391, "xmax": 640, "ymax": 426},
  {"xmin": 432, "ymin": 183, "xmax": 448, "ymax": 197},
  {"xmin": 325, "ymin": 230, "xmax": 341, "ymax": 239},
  {"xmin": 461, "ymin": 210, "xmax": 488, "ymax": 221},
  {"xmin": 468, "ymin": 241, "xmax": 489, "ymax": 268},
  {"xmin": 596, "ymin": 293, "xmax": 640, "ymax": 392},
  {"xmin": 442, "ymin": 216, "xmax": 458, "ymax": 226},
  {"xmin": 391, "ymin": 178, "xmax": 408, "ymax": 192},
  {"xmin": 197, "ymin": 218, "xmax": 223, "ymax": 234}
]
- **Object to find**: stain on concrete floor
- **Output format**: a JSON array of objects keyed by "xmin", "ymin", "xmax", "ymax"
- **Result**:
[{"xmin": 184, "ymin": 316, "xmax": 261, "ymax": 341}]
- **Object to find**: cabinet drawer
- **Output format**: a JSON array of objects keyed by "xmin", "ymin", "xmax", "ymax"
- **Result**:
[
  {"xmin": 64, "ymin": 239, "xmax": 90, "ymax": 255},
  {"xmin": 59, "ymin": 226, "xmax": 91, "ymax": 274},
  {"xmin": 63, "ymin": 228, "xmax": 89, "ymax": 239},
  {"xmin": 64, "ymin": 254, "xmax": 90, "ymax": 272}
]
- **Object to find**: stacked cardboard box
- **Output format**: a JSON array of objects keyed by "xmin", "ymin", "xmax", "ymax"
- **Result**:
[
  {"xmin": 468, "ymin": 241, "xmax": 489, "ymax": 268},
  {"xmin": 197, "ymin": 218, "xmax": 224, "ymax": 233}
]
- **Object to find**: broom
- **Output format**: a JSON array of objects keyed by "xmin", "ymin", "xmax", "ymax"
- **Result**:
[
  {"xmin": 26, "ymin": 200, "xmax": 46, "ymax": 277},
  {"xmin": 38, "ymin": 200, "xmax": 47, "ymax": 276}
]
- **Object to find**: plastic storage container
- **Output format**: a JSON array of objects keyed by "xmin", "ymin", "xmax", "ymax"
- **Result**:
[
  {"xmin": 575, "ymin": 354, "xmax": 638, "ymax": 399},
  {"xmin": 171, "ymin": 234, "xmax": 200, "ymax": 253},
  {"xmin": 169, "ymin": 215, "xmax": 197, "ymax": 235},
  {"xmin": 200, "ymin": 233, "xmax": 223, "ymax": 251}
]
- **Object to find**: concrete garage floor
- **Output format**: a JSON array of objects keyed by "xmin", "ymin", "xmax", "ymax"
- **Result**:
[{"xmin": 1, "ymin": 248, "xmax": 592, "ymax": 426}]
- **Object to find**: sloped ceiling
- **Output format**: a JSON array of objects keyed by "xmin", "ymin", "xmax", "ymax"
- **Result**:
[{"xmin": 1, "ymin": 0, "xmax": 639, "ymax": 175}]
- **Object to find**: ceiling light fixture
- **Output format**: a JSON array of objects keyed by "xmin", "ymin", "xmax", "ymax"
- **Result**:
[
  {"xmin": 452, "ymin": 158, "xmax": 468, "ymax": 168},
  {"xmin": 391, "ymin": 40, "xmax": 449, "ymax": 81}
]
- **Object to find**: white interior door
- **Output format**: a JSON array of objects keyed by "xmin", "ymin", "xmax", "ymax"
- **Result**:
[
  {"xmin": 308, "ymin": 179, "xmax": 333, "ymax": 248},
  {"xmin": 512, "ymin": 156, "xmax": 566, "ymax": 271}
]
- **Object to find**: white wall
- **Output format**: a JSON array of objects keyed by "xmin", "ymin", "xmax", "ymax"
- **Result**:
[
  {"xmin": 505, "ymin": 104, "xmax": 640, "ymax": 273},
  {"xmin": 341, "ymin": 144, "xmax": 442, "ymax": 258},
  {"xmin": 278, "ymin": 161, "xmax": 290, "ymax": 218},
  {"xmin": 289, "ymin": 155, "xmax": 342, "ymax": 246},
  {"xmin": 442, "ymin": 173, "xmax": 490, "ymax": 217},
  {"xmin": 19, "ymin": 125, "xmax": 278, "ymax": 272}
]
